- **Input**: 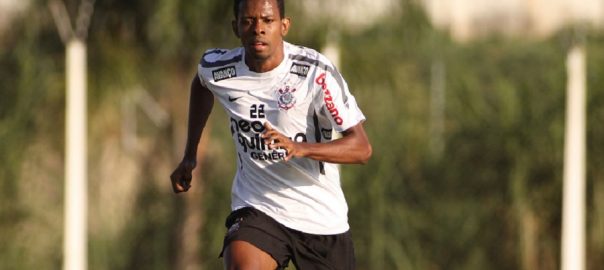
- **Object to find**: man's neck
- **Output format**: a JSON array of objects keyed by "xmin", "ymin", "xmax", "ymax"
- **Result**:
[{"xmin": 246, "ymin": 47, "xmax": 285, "ymax": 73}]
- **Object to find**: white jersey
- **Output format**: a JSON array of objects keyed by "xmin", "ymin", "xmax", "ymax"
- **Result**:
[{"xmin": 197, "ymin": 41, "xmax": 365, "ymax": 234}]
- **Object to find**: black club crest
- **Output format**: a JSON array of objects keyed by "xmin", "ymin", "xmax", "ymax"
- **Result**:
[{"xmin": 277, "ymin": 85, "xmax": 296, "ymax": 110}]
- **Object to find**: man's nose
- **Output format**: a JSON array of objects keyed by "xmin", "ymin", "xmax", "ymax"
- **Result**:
[{"xmin": 253, "ymin": 21, "xmax": 265, "ymax": 35}]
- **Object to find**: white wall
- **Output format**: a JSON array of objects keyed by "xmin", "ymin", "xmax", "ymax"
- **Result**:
[
  {"xmin": 299, "ymin": 0, "xmax": 400, "ymax": 30},
  {"xmin": 423, "ymin": 0, "xmax": 604, "ymax": 41}
]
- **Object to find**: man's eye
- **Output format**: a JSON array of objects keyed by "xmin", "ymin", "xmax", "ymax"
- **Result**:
[{"xmin": 263, "ymin": 19, "xmax": 274, "ymax": 23}]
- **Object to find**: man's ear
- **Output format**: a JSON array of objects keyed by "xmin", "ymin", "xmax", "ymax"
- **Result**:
[
  {"xmin": 281, "ymin": 17, "xmax": 291, "ymax": 37},
  {"xmin": 232, "ymin": 20, "xmax": 240, "ymax": 38}
]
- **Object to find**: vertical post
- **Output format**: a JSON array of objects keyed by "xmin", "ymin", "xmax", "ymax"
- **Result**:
[
  {"xmin": 63, "ymin": 39, "xmax": 87, "ymax": 270},
  {"xmin": 561, "ymin": 44, "xmax": 586, "ymax": 270},
  {"xmin": 49, "ymin": 1, "xmax": 94, "ymax": 268},
  {"xmin": 322, "ymin": 39, "xmax": 340, "ymax": 69},
  {"xmin": 322, "ymin": 31, "xmax": 341, "ymax": 143}
]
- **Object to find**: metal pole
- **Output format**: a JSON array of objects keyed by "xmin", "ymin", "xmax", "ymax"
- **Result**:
[
  {"xmin": 63, "ymin": 39, "xmax": 87, "ymax": 270},
  {"xmin": 561, "ymin": 44, "xmax": 586, "ymax": 270},
  {"xmin": 49, "ymin": 1, "xmax": 94, "ymax": 269}
]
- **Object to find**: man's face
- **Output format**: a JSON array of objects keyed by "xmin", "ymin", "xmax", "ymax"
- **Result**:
[{"xmin": 234, "ymin": 0, "xmax": 289, "ymax": 62}]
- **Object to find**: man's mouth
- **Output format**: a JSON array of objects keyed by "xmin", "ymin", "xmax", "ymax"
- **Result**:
[{"xmin": 251, "ymin": 41, "xmax": 267, "ymax": 50}]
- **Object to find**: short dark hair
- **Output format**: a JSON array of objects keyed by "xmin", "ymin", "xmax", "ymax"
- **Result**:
[{"xmin": 234, "ymin": 0, "xmax": 285, "ymax": 19}]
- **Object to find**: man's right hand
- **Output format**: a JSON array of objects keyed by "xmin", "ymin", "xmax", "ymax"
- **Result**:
[{"xmin": 170, "ymin": 160, "xmax": 197, "ymax": 193}]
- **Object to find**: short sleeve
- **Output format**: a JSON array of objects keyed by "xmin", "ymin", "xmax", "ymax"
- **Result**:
[
  {"xmin": 197, "ymin": 61, "xmax": 208, "ymax": 88},
  {"xmin": 312, "ymin": 67, "xmax": 366, "ymax": 132}
]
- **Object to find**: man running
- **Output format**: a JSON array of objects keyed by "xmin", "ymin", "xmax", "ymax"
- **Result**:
[{"xmin": 171, "ymin": 0, "xmax": 372, "ymax": 269}]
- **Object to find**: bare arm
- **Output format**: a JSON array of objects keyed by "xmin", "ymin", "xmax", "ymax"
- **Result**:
[
  {"xmin": 170, "ymin": 75, "xmax": 214, "ymax": 193},
  {"xmin": 262, "ymin": 122, "xmax": 372, "ymax": 164}
]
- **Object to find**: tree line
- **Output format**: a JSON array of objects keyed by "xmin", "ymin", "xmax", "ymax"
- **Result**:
[{"xmin": 1, "ymin": 1, "xmax": 603, "ymax": 269}]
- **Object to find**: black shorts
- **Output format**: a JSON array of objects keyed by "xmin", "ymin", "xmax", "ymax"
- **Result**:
[{"xmin": 220, "ymin": 207, "xmax": 356, "ymax": 270}]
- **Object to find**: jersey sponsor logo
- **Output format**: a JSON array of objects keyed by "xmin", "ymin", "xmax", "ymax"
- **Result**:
[
  {"xmin": 250, "ymin": 150, "xmax": 286, "ymax": 161},
  {"xmin": 277, "ymin": 85, "xmax": 296, "ymax": 110},
  {"xmin": 229, "ymin": 117, "xmax": 308, "ymax": 161},
  {"xmin": 315, "ymin": 73, "xmax": 344, "ymax": 125},
  {"xmin": 212, "ymin": 66, "xmax": 237, "ymax": 82},
  {"xmin": 290, "ymin": 63, "xmax": 310, "ymax": 77}
]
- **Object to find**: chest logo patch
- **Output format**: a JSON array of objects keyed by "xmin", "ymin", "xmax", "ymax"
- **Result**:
[
  {"xmin": 277, "ymin": 85, "xmax": 297, "ymax": 110},
  {"xmin": 212, "ymin": 66, "xmax": 237, "ymax": 82},
  {"xmin": 290, "ymin": 63, "xmax": 310, "ymax": 77}
]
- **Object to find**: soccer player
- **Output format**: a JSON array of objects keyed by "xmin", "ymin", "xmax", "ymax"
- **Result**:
[{"xmin": 170, "ymin": 0, "xmax": 372, "ymax": 269}]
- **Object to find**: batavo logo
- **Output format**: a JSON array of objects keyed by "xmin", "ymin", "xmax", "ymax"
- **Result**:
[
  {"xmin": 290, "ymin": 63, "xmax": 310, "ymax": 77},
  {"xmin": 212, "ymin": 66, "xmax": 237, "ymax": 82},
  {"xmin": 315, "ymin": 73, "xmax": 343, "ymax": 125}
]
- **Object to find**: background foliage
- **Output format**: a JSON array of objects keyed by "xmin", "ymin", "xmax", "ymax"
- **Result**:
[{"xmin": 1, "ymin": 0, "xmax": 603, "ymax": 269}]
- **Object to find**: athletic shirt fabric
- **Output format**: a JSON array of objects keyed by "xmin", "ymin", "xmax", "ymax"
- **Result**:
[{"xmin": 197, "ymin": 41, "xmax": 366, "ymax": 235}]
